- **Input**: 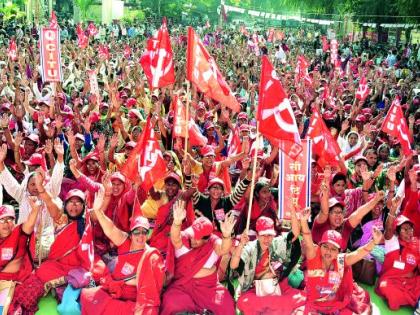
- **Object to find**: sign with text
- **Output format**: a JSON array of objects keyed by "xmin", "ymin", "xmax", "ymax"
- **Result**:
[
  {"xmin": 39, "ymin": 27, "xmax": 62, "ymax": 82},
  {"xmin": 278, "ymin": 139, "xmax": 311, "ymax": 220}
]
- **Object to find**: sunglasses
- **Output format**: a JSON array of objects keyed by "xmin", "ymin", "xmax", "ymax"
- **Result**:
[{"xmin": 131, "ymin": 228, "xmax": 148, "ymax": 236}]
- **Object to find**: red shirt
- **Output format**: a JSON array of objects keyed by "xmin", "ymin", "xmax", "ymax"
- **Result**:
[{"xmin": 112, "ymin": 238, "xmax": 144, "ymax": 281}]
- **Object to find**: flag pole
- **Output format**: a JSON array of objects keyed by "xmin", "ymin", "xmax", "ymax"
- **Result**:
[
  {"xmin": 184, "ymin": 81, "xmax": 190, "ymax": 156},
  {"xmin": 245, "ymin": 124, "xmax": 259, "ymax": 233}
]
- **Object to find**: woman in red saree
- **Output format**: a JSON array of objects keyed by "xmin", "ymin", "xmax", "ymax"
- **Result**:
[
  {"xmin": 81, "ymin": 174, "xmax": 165, "ymax": 315},
  {"xmin": 295, "ymin": 207, "xmax": 380, "ymax": 315},
  {"xmin": 160, "ymin": 200, "xmax": 236, "ymax": 315},
  {"xmin": 375, "ymin": 195, "xmax": 420, "ymax": 311}
]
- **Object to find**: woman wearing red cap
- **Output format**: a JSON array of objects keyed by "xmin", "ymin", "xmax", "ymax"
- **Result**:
[
  {"xmin": 10, "ymin": 170, "xmax": 93, "ymax": 314},
  {"xmin": 160, "ymin": 200, "xmax": 236, "ymax": 315},
  {"xmin": 80, "ymin": 175, "xmax": 165, "ymax": 315},
  {"xmin": 297, "ymin": 208, "xmax": 382, "ymax": 314},
  {"xmin": 230, "ymin": 216, "xmax": 303, "ymax": 314},
  {"xmin": 375, "ymin": 196, "xmax": 420, "ymax": 311},
  {"xmin": 0, "ymin": 202, "xmax": 39, "ymax": 313}
]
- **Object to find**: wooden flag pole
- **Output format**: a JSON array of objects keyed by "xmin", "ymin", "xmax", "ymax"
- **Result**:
[
  {"xmin": 184, "ymin": 81, "xmax": 190, "ymax": 156},
  {"xmin": 245, "ymin": 125, "xmax": 259, "ymax": 233}
]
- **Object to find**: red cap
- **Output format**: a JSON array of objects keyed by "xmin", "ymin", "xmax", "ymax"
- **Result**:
[
  {"xmin": 75, "ymin": 133, "xmax": 85, "ymax": 142},
  {"xmin": 323, "ymin": 111, "xmax": 335, "ymax": 120},
  {"xmin": 355, "ymin": 114, "xmax": 366, "ymax": 122},
  {"xmin": 344, "ymin": 104, "xmax": 352, "ymax": 112},
  {"xmin": 24, "ymin": 134, "xmax": 40, "ymax": 145},
  {"xmin": 1, "ymin": 103, "xmax": 11, "ymax": 111},
  {"xmin": 100, "ymin": 102, "xmax": 109, "ymax": 108},
  {"xmin": 201, "ymin": 145, "xmax": 215, "ymax": 157},
  {"xmin": 24, "ymin": 153, "xmax": 44, "ymax": 167},
  {"xmin": 239, "ymin": 124, "xmax": 250, "ymax": 132},
  {"xmin": 207, "ymin": 177, "xmax": 225, "ymax": 190},
  {"xmin": 361, "ymin": 108, "xmax": 372, "ymax": 115},
  {"xmin": 126, "ymin": 98, "xmax": 137, "ymax": 108},
  {"xmin": 328, "ymin": 197, "xmax": 345, "ymax": 209},
  {"xmin": 130, "ymin": 216, "xmax": 150, "ymax": 231},
  {"xmin": 164, "ymin": 172, "xmax": 182, "ymax": 186},
  {"xmin": 0, "ymin": 205, "xmax": 15, "ymax": 220},
  {"xmin": 320, "ymin": 230, "xmax": 343, "ymax": 250},
  {"xmin": 125, "ymin": 141, "xmax": 136, "ymax": 149},
  {"xmin": 204, "ymin": 121, "xmax": 215, "ymax": 130},
  {"xmin": 185, "ymin": 216, "xmax": 214, "ymax": 240},
  {"xmin": 256, "ymin": 216, "xmax": 276, "ymax": 236},
  {"xmin": 65, "ymin": 189, "xmax": 86, "ymax": 202},
  {"xmin": 197, "ymin": 102, "xmax": 206, "ymax": 111},
  {"xmin": 354, "ymin": 155, "xmax": 368, "ymax": 165},
  {"xmin": 237, "ymin": 112, "xmax": 248, "ymax": 120},
  {"xmin": 128, "ymin": 109, "xmax": 142, "ymax": 120},
  {"xmin": 364, "ymin": 113, "xmax": 372, "ymax": 120},
  {"xmin": 110, "ymin": 172, "xmax": 126, "ymax": 183},
  {"xmin": 395, "ymin": 215, "xmax": 413, "ymax": 228},
  {"xmin": 89, "ymin": 112, "xmax": 100, "ymax": 124}
]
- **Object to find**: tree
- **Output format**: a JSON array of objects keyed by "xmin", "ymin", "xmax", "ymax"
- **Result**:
[{"xmin": 74, "ymin": 0, "xmax": 94, "ymax": 21}]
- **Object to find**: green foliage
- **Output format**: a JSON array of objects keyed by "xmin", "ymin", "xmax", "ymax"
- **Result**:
[
  {"xmin": 74, "ymin": 0, "xmax": 95, "ymax": 21},
  {"xmin": 122, "ymin": 9, "xmax": 145, "ymax": 23},
  {"xmin": 0, "ymin": 3, "xmax": 25, "ymax": 20}
]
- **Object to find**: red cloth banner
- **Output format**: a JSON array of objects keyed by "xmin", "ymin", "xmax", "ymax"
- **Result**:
[
  {"xmin": 257, "ymin": 55, "xmax": 302, "ymax": 159},
  {"xmin": 186, "ymin": 27, "xmax": 240, "ymax": 112},
  {"xmin": 87, "ymin": 22, "xmax": 98, "ymax": 37},
  {"xmin": 278, "ymin": 139, "xmax": 312, "ymax": 220},
  {"xmin": 355, "ymin": 77, "xmax": 370, "ymax": 101},
  {"xmin": 39, "ymin": 27, "xmax": 63, "ymax": 82},
  {"xmin": 330, "ymin": 39, "xmax": 338, "ymax": 65},
  {"xmin": 7, "ymin": 39, "xmax": 17, "ymax": 61},
  {"xmin": 49, "ymin": 10, "xmax": 58, "ymax": 29},
  {"xmin": 173, "ymin": 95, "xmax": 187, "ymax": 138},
  {"xmin": 381, "ymin": 98, "xmax": 412, "ymax": 155}
]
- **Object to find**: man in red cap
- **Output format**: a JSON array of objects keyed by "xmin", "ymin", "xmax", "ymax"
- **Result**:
[
  {"xmin": 160, "ymin": 200, "xmax": 236, "ymax": 315},
  {"xmin": 376, "ymin": 195, "xmax": 420, "ymax": 311},
  {"xmin": 0, "ymin": 203, "xmax": 40, "ymax": 313},
  {"xmin": 231, "ymin": 216, "xmax": 303, "ymax": 314},
  {"xmin": 81, "ymin": 176, "xmax": 165, "ymax": 315},
  {"xmin": 11, "ymin": 170, "xmax": 93, "ymax": 313},
  {"xmin": 298, "ymin": 208, "xmax": 381, "ymax": 314}
]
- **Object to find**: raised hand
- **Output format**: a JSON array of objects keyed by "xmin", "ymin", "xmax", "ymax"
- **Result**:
[
  {"xmin": 102, "ymin": 172, "xmax": 112, "ymax": 193},
  {"xmin": 298, "ymin": 207, "xmax": 311, "ymax": 222},
  {"xmin": 341, "ymin": 119, "xmax": 350, "ymax": 132},
  {"xmin": 66, "ymin": 130, "xmax": 75, "ymax": 148},
  {"xmin": 44, "ymin": 139, "xmax": 53, "ymax": 155},
  {"xmin": 242, "ymin": 157, "xmax": 251, "ymax": 170},
  {"xmin": 323, "ymin": 165, "xmax": 332, "ymax": 181},
  {"xmin": 387, "ymin": 166, "xmax": 397, "ymax": 182},
  {"xmin": 55, "ymin": 115, "xmax": 63, "ymax": 130},
  {"xmin": 97, "ymin": 134, "xmax": 105, "ymax": 152},
  {"xmin": 182, "ymin": 155, "xmax": 192, "ymax": 176},
  {"xmin": 239, "ymin": 232, "xmax": 249, "ymax": 247},
  {"xmin": 373, "ymin": 163, "xmax": 383, "ymax": 179},
  {"xmin": 374, "ymin": 190, "xmax": 385, "ymax": 202},
  {"xmin": 28, "ymin": 195, "xmax": 42, "ymax": 212},
  {"xmin": 372, "ymin": 226, "xmax": 383, "ymax": 245},
  {"xmin": 54, "ymin": 138, "xmax": 64, "ymax": 156},
  {"xmin": 390, "ymin": 196, "xmax": 402, "ymax": 213},
  {"xmin": 360, "ymin": 164, "xmax": 372, "ymax": 182},
  {"xmin": 219, "ymin": 211, "xmax": 237, "ymax": 238},
  {"xmin": 0, "ymin": 114, "xmax": 9, "ymax": 129},
  {"xmin": 14, "ymin": 131, "xmax": 23, "ymax": 149},
  {"xmin": 82, "ymin": 118, "xmax": 91, "ymax": 133},
  {"xmin": 34, "ymin": 168, "xmax": 46, "ymax": 190},
  {"xmin": 0, "ymin": 144, "xmax": 7, "ymax": 163},
  {"xmin": 172, "ymin": 199, "xmax": 186, "ymax": 225},
  {"xmin": 110, "ymin": 133, "xmax": 119, "ymax": 148}
]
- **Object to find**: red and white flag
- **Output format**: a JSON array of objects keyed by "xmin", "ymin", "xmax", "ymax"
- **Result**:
[
  {"xmin": 307, "ymin": 107, "xmax": 343, "ymax": 168},
  {"xmin": 257, "ymin": 55, "xmax": 302, "ymax": 159},
  {"xmin": 123, "ymin": 45, "xmax": 131, "ymax": 59},
  {"xmin": 355, "ymin": 77, "xmax": 370, "ymax": 101},
  {"xmin": 78, "ymin": 215, "xmax": 94, "ymax": 271},
  {"xmin": 227, "ymin": 127, "xmax": 241, "ymax": 156},
  {"xmin": 49, "ymin": 10, "xmax": 58, "ymax": 29},
  {"xmin": 295, "ymin": 55, "xmax": 312, "ymax": 86},
  {"xmin": 87, "ymin": 22, "xmax": 98, "ymax": 37},
  {"xmin": 121, "ymin": 117, "xmax": 167, "ymax": 191},
  {"xmin": 140, "ymin": 18, "xmax": 175, "ymax": 89},
  {"xmin": 7, "ymin": 39, "xmax": 17, "ymax": 61},
  {"xmin": 321, "ymin": 36, "xmax": 329, "ymax": 52},
  {"xmin": 39, "ymin": 28, "xmax": 62, "ymax": 82},
  {"xmin": 381, "ymin": 98, "xmax": 412, "ymax": 155},
  {"xmin": 187, "ymin": 27, "xmax": 240, "ymax": 112},
  {"xmin": 98, "ymin": 44, "xmax": 110, "ymax": 60},
  {"xmin": 76, "ymin": 24, "xmax": 88, "ymax": 49},
  {"xmin": 330, "ymin": 39, "xmax": 338, "ymax": 65}
]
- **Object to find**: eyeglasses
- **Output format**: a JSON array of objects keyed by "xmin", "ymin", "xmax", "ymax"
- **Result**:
[
  {"xmin": 400, "ymin": 226, "xmax": 414, "ymax": 233},
  {"xmin": 321, "ymin": 243, "xmax": 339, "ymax": 253},
  {"xmin": 0, "ymin": 217, "xmax": 14, "ymax": 224},
  {"xmin": 67, "ymin": 200, "xmax": 83, "ymax": 205},
  {"xmin": 131, "ymin": 228, "xmax": 148, "ymax": 236},
  {"xmin": 330, "ymin": 210, "xmax": 344, "ymax": 216}
]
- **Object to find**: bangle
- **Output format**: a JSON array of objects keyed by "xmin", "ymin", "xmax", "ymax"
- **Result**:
[
  {"xmin": 362, "ymin": 189, "xmax": 369, "ymax": 193},
  {"xmin": 222, "ymin": 235, "xmax": 231, "ymax": 239},
  {"xmin": 388, "ymin": 213, "xmax": 396, "ymax": 219},
  {"xmin": 173, "ymin": 222, "xmax": 182, "ymax": 227},
  {"xmin": 302, "ymin": 231, "xmax": 311, "ymax": 235}
]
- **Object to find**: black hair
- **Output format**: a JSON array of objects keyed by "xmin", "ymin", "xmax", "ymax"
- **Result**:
[
  {"xmin": 64, "ymin": 199, "xmax": 86, "ymax": 238},
  {"xmin": 332, "ymin": 173, "xmax": 346, "ymax": 185}
]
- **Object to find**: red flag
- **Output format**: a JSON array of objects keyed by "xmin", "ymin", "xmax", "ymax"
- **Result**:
[
  {"xmin": 140, "ymin": 18, "xmax": 175, "ymax": 89},
  {"xmin": 267, "ymin": 28, "xmax": 274, "ymax": 42},
  {"xmin": 321, "ymin": 36, "xmax": 329, "ymax": 52},
  {"xmin": 380, "ymin": 98, "xmax": 412, "ymax": 155},
  {"xmin": 98, "ymin": 44, "xmax": 110, "ymax": 60},
  {"xmin": 49, "ymin": 10, "xmax": 58, "ymax": 29},
  {"xmin": 76, "ymin": 24, "xmax": 88, "ymax": 49},
  {"xmin": 307, "ymin": 107, "xmax": 343, "ymax": 168},
  {"xmin": 121, "ymin": 117, "xmax": 167, "ymax": 191},
  {"xmin": 87, "ymin": 22, "xmax": 98, "ymax": 37},
  {"xmin": 187, "ymin": 27, "xmax": 240, "ymax": 112},
  {"xmin": 188, "ymin": 119, "xmax": 208, "ymax": 146},
  {"xmin": 355, "ymin": 77, "xmax": 370, "ymax": 101},
  {"xmin": 173, "ymin": 95, "xmax": 187, "ymax": 138},
  {"xmin": 123, "ymin": 45, "xmax": 131, "ymax": 59},
  {"xmin": 295, "ymin": 55, "xmax": 312, "ymax": 86},
  {"xmin": 227, "ymin": 127, "xmax": 241, "ymax": 156},
  {"xmin": 7, "ymin": 39, "xmax": 17, "ymax": 61},
  {"xmin": 77, "ymin": 215, "xmax": 94, "ymax": 271},
  {"xmin": 257, "ymin": 55, "xmax": 302, "ymax": 159}
]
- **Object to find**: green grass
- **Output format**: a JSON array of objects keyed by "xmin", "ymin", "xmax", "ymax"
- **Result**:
[{"xmin": 35, "ymin": 294, "xmax": 59, "ymax": 315}]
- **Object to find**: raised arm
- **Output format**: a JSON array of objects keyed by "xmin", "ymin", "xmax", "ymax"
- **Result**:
[
  {"xmin": 22, "ymin": 196, "xmax": 42, "ymax": 234},
  {"xmin": 214, "ymin": 212, "xmax": 235, "ymax": 256},
  {"xmin": 34, "ymin": 169, "xmax": 62, "ymax": 222},
  {"xmin": 345, "ymin": 227, "xmax": 383, "ymax": 266},
  {"xmin": 300, "ymin": 207, "xmax": 317, "ymax": 260},
  {"xmin": 384, "ymin": 196, "xmax": 402, "ymax": 240},
  {"xmin": 170, "ymin": 200, "xmax": 186, "ymax": 250},
  {"xmin": 315, "ymin": 175, "xmax": 330, "ymax": 224},
  {"xmin": 230, "ymin": 232, "xmax": 249, "ymax": 269},
  {"xmin": 92, "ymin": 173, "xmax": 127, "ymax": 246},
  {"xmin": 348, "ymin": 191, "xmax": 385, "ymax": 228}
]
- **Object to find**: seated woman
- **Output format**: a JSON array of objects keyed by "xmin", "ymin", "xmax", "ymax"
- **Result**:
[
  {"xmin": 295, "ymin": 208, "xmax": 382, "ymax": 315},
  {"xmin": 81, "ymin": 174, "xmax": 165, "ymax": 315},
  {"xmin": 375, "ymin": 195, "xmax": 420, "ymax": 311},
  {"xmin": 10, "ymin": 170, "xmax": 93, "ymax": 314},
  {"xmin": 160, "ymin": 201, "xmax": 236, "ymax": 315},
  {"xmin": 0, "ymin": 202, "xmax": 39, "ymax": 314},
  {"xmin": 230, "ymin": 216, "xmax": 303, "ymax": 315}
]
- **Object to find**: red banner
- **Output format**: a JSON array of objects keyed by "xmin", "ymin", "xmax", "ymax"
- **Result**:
[
  {"xmin": 39, "ymin": 28, "xmax": 62, "ymax": 82},
  {"xmin": 278, "ymin": 139, "xmax": 312, "ymax": 220}
]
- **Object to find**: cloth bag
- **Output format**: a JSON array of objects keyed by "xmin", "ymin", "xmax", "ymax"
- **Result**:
[
  {"xmin": 254, "ymin": 278, "xmax": 281, "ymax": 297},
  {"xmin": 352, "ymin": 258, "xmax": 376, "ymax": 285}
]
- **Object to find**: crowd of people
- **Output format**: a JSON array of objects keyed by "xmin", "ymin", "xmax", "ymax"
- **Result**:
[{"xmin": 0, "ymin": 15, "xmax": 419, "ymax": 315}]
